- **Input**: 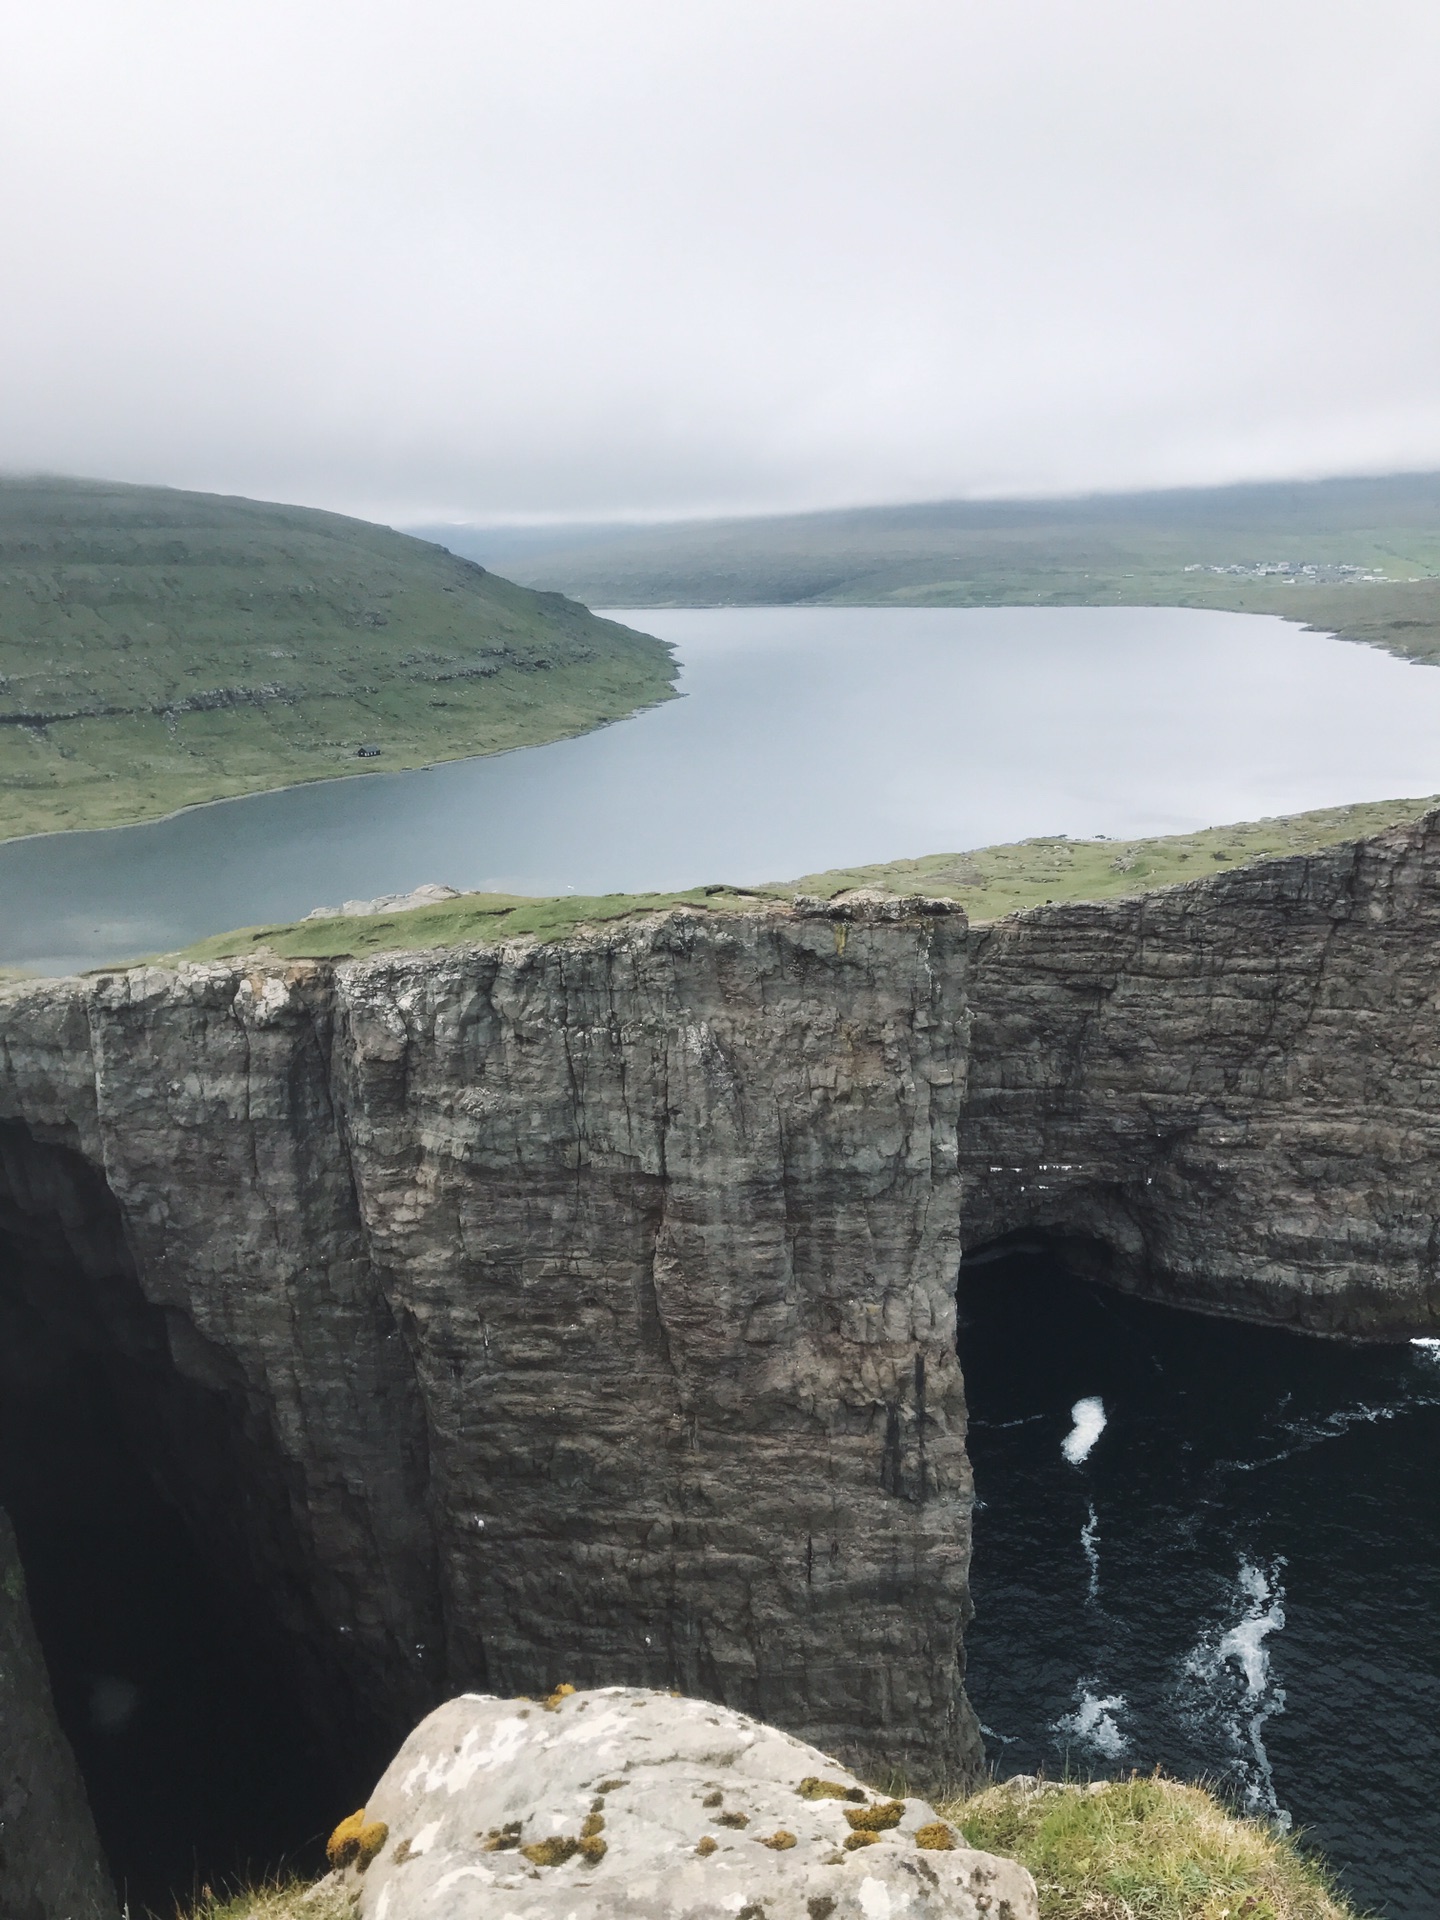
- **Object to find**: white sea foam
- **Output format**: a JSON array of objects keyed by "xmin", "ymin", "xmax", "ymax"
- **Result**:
[
  {"xmin": 1062, "ymin": 1396, "xmax": 1107, "ymax": 1465},
  {"xmin": 1053, "ymin": 1685, "xmax": 1129, "ymax": 1759},
  {"xmin": 1080, "ymin": 1502, "xmax": 1101, "ymax": 1600},
  {"xmin": 1176, "ymin": 1558, "xmax": 1290, "ymax": 1826}
]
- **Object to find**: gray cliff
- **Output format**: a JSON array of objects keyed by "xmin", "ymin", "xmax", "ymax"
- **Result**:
[
  {"xmin": 960, "ymin": 809, "xmax": 1440, "ymax": 1336},
  {"xmin": 5, "ymin": 810, "xmax": 1440, "ymax": 1842},
  {"xmin": 0, "ymin": 1511, "xmax": 117, "ymax": 1920},
  {"xmin": 0, "ymin": 903, "xmax": 975, "ymax": 1785}
]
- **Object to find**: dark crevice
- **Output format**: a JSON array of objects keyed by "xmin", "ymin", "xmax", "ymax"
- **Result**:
[{"xmin": 0, "ymin": 1121, "xmax": 377, "ymax": 1913}]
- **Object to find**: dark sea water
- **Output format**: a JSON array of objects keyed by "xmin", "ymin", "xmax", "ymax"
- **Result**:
[
  {"xmin": 9, "ymin": 604, "xmax": 1440, "ymax": 974},
  {"xmin": 960, "ymin": 1255, "xmax": 1440, "ymax": 1919}
]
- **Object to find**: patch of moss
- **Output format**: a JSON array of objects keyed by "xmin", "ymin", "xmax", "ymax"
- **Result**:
[
  {"xmin": 520, "ymin": 1835, "xmax": 580, "ymax": 1868},
  {"xmin": 324, "ymin": 1809, "xmax": 385, "ymax": 1869},
  {"xmin": 759, "ymin": 1830, "xmax": 799, "ymax": 1850},
  {"xmin": 797, "ymin": 1776, "xmax": 867, "ymax": 1803},
  {"xmin": 717, "ymin": 1810, "xmax": 751, "ymax": 1829},
  {"xmin": 915, "ymin": 1821, "xmax": 957, "ymax": 1850},
  {"xmin": 696, "ymin": 1836, "xmax": 719, "ymax": 1856},
  {"xmin": 844, "ymin": 1801, "xmax": 905, "ymax": 1833},
  {"xmin": 843, "ymin": 1830, "xmax": 883, "ymax": 1851}
]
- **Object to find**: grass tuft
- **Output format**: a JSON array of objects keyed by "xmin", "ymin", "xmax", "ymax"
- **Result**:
[
  {"xmin": 940, "ymin": 1775, "xmax": 1364, "ymax": 1920},
  {"xmin": 164, "ymin": 1873, "xmax": 349, "ymax": 1920}
]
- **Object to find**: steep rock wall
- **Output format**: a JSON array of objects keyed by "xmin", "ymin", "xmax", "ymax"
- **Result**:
[
  {"xmin": 961, "ymin": 810, "xmax": 1440, "ymax": 1337},
  {"xmin": 8, "ymin": 808, "xmax": 1440, "ymax": 1831},
  {"xmin": 0, "ymin": 904, "xmax": 975, "ymax": 1780}
]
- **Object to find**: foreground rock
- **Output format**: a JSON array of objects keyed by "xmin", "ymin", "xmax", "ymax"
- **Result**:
[
  {"xmin": 338, "ymin": 1686, "xmax": 1037, "ymax": 1920},
  {"xmin": 0, "ymin": 1510, "xmax": 117, "ymax": 1920}
]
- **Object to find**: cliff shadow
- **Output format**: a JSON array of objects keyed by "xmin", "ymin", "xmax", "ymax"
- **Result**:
[{"xmin": 0, "ymin": 1120, "xmax": 369, "ymax": 1912}]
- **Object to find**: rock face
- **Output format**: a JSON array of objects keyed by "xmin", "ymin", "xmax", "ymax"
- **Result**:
[
  {"xmin": 960, "ymin": 810, "xmax": 1440, "ymax": 1336},
  {"xmin": 0, "ymin": 1510, "xmax": 117, "ymax": 1920},
  {"xmin": 339, "ymin": 1685, "xmax": 1037, "ymax": 1920},
  {"xmin": 8, "ymin": 811, "xmax": 1440, "ymax": 1837},
  {"xmin": 0, "ymin": 902, "xmax": 976, "ymax": 1782}
]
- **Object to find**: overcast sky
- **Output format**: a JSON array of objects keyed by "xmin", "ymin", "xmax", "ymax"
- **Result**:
[{"xmin": 4, "ymin": 1, "xmax": 1440, "ymax": 524}]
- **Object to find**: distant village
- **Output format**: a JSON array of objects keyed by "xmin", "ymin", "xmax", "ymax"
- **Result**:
[{"xmin": 1184, "ymin": 560, "xmax": 1392, "ymax": 583}]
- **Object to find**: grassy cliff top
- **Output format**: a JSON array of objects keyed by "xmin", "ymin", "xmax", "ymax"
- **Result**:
[
  {"xmin": 154, "ymin": 794, "xmax": 1437, "ymax": 971},
  {"xmin": 0, "ymin": 476, "xmax": 675, "ymax": 841},
  {"xmin": 946, "ymin": 1774, "xmax": 1358, "ymax": 1919}
]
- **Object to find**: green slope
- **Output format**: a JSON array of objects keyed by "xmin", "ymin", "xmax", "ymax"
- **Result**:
[
  {"xmin": 0, "ymin": 477, "xmax": 676, "ymax": 841},
  {"xmin": 424, "ymin": 470, "xmax": 1440, "ymax": 667},
  {"xmin": 156, "ymin": 794, "xmax": 1437, "ymax": 970}
]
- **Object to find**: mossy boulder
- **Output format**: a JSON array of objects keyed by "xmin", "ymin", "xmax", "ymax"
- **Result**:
[{"xmin": 330, "ymin": 1686, "xmax": 1037, "ymax": 1918}]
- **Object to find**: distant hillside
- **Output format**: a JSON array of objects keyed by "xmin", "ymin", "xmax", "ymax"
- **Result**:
[
  {"xmin": 413, "ymin": 470, "xmax": 1440, "ymax": 667},
  {"xmin": 0, "ymin": 478, "xmax": 675, "ymax": 841}
]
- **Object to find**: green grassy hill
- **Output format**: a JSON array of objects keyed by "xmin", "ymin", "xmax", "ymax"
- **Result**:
[
  {"xmin": 0, "ymin": 477, "xmax": 676, "ymax": 841},
  {"xmin": 421, "ymin": 469, "xmax": 1440, "ymax": 668}
]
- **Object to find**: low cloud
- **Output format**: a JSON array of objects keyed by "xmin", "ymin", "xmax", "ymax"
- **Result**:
[{"xmin": 4, "ymin": 0, "xmax": 1438, "ymax": 521}]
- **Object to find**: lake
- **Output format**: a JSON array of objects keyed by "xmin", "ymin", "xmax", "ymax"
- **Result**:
[{"xmin": 6, "ymin": 604, "xmax": 1440, "ymax": 975}]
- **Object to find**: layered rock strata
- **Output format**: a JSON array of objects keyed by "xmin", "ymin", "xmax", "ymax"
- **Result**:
[
  {"xmin": 961, "ymin": 808, "xmax": 1440, "ymax": 1336},
  {"xmin": 0, "ymin": 902, "xmax": 975, "ymax": 1781},
  {"xmin": 0, "ymin": 1510, "xmax": 117, "ymax": 1920}
]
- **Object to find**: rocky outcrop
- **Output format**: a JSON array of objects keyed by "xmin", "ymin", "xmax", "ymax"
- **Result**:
[
  {"xmin": 0, "ymin": 903, "xmax": 976, "ymax": 1783},
  {"xmin": 334, "ymin": 1685, "xmax": 1037, "ymax": 1920},
  {"xmin": 0, "ymin": 1510, "xmax": 117, "ymax": 1920},
  {"xmin": 960, "ymin": 808, "xmax": 1440, "ymax": 1336}
]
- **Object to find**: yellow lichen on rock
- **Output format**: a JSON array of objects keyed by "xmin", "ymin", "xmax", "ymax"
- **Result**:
[{"xmin": 541, "ymin": 1682, "xmax": 577, "ymax": 1712}]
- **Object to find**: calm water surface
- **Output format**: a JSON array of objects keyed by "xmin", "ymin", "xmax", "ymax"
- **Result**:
[
  {"xmin": 962, "ymin": 1258, "xmax": 1440, "ymax": 1919},
  {"xmin": 7, "ymin": 604, "xmax": 1440, "ymax": 972}
]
